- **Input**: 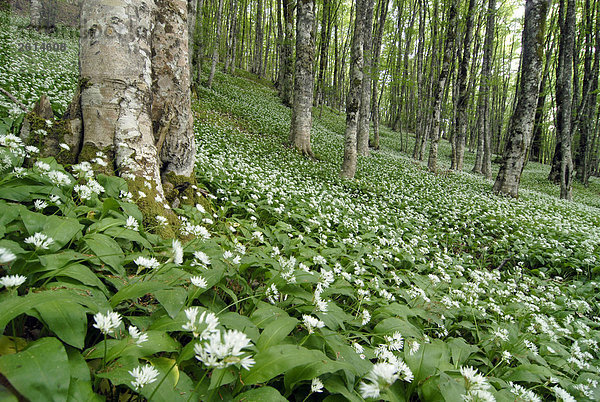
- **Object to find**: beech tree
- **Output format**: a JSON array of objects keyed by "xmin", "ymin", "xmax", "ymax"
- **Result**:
[
  {"xmin": 493, "ymin": 0, "xmax": 549, "ymax": 197},
  {"xmin": 289, "ymin": 0, "xmax": 316, "ymax": 157},
  {"xmin": 357, "ymin": 0, "xmax": 375, "ymax": 156},
  {"xmin": 66, "ymin": 0, "xmax": 196, "ymax": 226},
  {"xmin": 340, "ymin": 0, "xmax": 366, "ymax": 179}
]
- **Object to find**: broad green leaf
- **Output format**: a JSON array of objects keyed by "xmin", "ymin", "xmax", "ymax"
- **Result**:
[
  {"xmin": 83, "ymin": 233, "xmax": 125, "ymax": 275},
  {"xmin": 155, "ymin": 288, "xmax": 188, "ymax": 319},
  {"xmin": 235, "ymin": 386, "xmax": 287, "ymax": 401},
  {"xmin": 0, "ymin": 337, "xmax": 70, "ymax": 402},
  {"xmin": 256, "ymin": 316, "xmax": 297, "ymax": 350},
  {"xmin": 35, "ymin": 300, "xmax": 88, "ymax": 349},
  {"xmin": 66, "ymin": 348, "xmax": 102, "ymax": 402},
  {"xmin": 324, "ymin": 375, "xmax": 363, "ymax": 402},
  {"xmin": 420, "ymin": 373, "xmax": 466, "ymax": 402},
  {"xmin": 110, "ymin": 280, "xmax": 171, "ymax": 307},
  {"xmin": 447, "ymin": 338, "xmax": 479, "ymax": 368},
  {"xmin": 242, "ymin": 345, "xmax": 331, "ymax": 385},
  {"xmin": 20, "ymin": 210, "xmax": 83, "ymax": 251},
  {"xmin": 250, "ymin": 302, "xmax": 289, "ymax": 328},
  {"xmin": 405, "ymin": 340, "xmax": 451, "ymax": 384},
  {"xmin": 220, "ymin": 312, "xmax": 260, "ymax": 343},
  {"xmin": 505, "ymin": 364, "xmax": 553, "ymax": 384},
  {"xmin": 38, "ymin": 264, "xmax": 110, "ymax": 295},
  {"xmin": 374, "ymin": 318, "xmax": 422, "ymax": 339},
  {"xmin": 284, "ymin": 358, "xmax": 352, "ymax": 393}
]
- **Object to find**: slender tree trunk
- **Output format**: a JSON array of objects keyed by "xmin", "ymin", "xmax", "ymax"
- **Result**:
[
  {"xmin": 315, "ymin": 0, "xmax": 331, "ymax": 108},
  {"xmin": 473, "ymin": 0, "xmax": 496, "ymax": 176},
  {"xmin": 493, "ymin": 0, "xmax": 549, "ymax": 197},
  {"xmin": 289, "ymin": 0, "xmax": 316, "ymax": 157},
  {"xmin": 254, "ymin": 0, "xmax": 264, "ymax": 75},
  {"xmin": 30, "ymin": 0, "xmax": 42, "ymax": 29},
  {"xmin": 556, "ymin": 0, "xmax": 575, "ymax": 200},
  {"xmin": 412, "ymin": 0, "xmax": 426, "ymax": 159},
  {"xmin": 452, "ymin": 0, "xmax": 475, "ymax": 171},
  {"xmin": 196, "ymin": 0, "xmax": 205, "ymax": 83},
  {"xmin": 341, "ymin": 0, "xmax": 366, "ymax": 178},
  {"xmin": 428, "ymin": 0, "xmax": 458, "ymax": 172},
  {"xmin": 357, "ymin": 0, "xmax": 375, "ymax": 156},
  {"xmin": 208, "ymin": 0, "xmax": 225, "ymax": 87},
  {"xmin": 280, "ymin": 0, "xmax": 295, "ymax": 106},
  {"xmin": 188, "ymin": 0, "xmax": 197, "ymax": 50},
  {"xmin": 371, "ymin": 0, "xmax": 390, "ymax": 150}
]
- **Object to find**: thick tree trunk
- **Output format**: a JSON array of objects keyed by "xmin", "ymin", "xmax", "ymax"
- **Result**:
[
  {"xmin": 280, "ymin": 0, "xmax": 294, "ymax": 106},
  {"xmin": 473, "ymin": 0, "xmax": 495, "ymax": 177},
  {"xmin": 493, "ymin": 0, "xmax": 549, "ymax": 197},
  {"xmin": 557, "ymin": 0, "xmax": 575, "ymax": 200},
  {"xmin": 452, "ymin": 0, "xmax": 475, "ymax": 171},
  {"xmin": 79, "ymin": 0, "xmax": 164, "ymax": 194},
  {"xmin": 357, "ymin": 0, "xmax": 375, "ymax": 156},
  {"xmin": 289, "ymin": 0, "xmax": 316, "ymax": 157},
  {"xmin": 152, "ymin": 0, "xmax": 195, "ymax": 178},
  {"xmin": 340, "ymin": 0, "xmax": 366, "ymax": 178},
  {"xmin": 30, "ymin": 0, "xmax": 42, "ymax": 28},
  {"xmin": 427, "ymin": 0, "xmax": 457, "ymax": 173}
]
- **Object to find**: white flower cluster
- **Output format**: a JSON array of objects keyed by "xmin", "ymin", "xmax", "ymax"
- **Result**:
[
  {"xmin": 460, "ymin": 366, "xmax": 495, "ymax": 402},
  {"xmin": 93, "ymin": 311, "xmax": 122, "ymax": 335}
]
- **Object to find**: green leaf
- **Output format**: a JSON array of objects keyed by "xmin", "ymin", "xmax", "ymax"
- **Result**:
[
  {"xmin": 505, "ymin": 364, "xmax": 553, "ymax": 384},
  {"xmin": 242, "ymin": 345, "xmax": 331, "ymax": 385},
  {"xmin": 374, "ymin": 318, "xmax": 422, "ymax": 339},
  {"xmin": 220, "ymin": 312, "xmax": 260, "ymax": 343},
  {"xmin": 110, "ymin": 280, "xmax": 171, "ymax": 308},
  {"xmin": 447, "ymin": 338, "xmax": 479, "ymax": 368},
  {"xmin": 0, "ymin": 337, "xmax": 70, "ymax": 402},
  {"xmin": 235, "ymin": 386, "xmax": 287, "ymax": 401},
  {"xmin": 250, "ymin": 302, "xmax": 289, "ymax": 328},
  {"xmin": 324, "ymin": 375, "xmax": 363, "ymax": 402},
  {"xmin": 155, "ymin": 288, "xmax": 188, "ymax": 319},
  {"xmin": 420, "ymin": 373, "xmax": 466, "ymax": 402},
  {"xmin": 34, "ymin": 300, "xmax": 88, "ymax": 349},
  {"xmin": 405, "ymin": 340, "xmax": 451, "ymax": 384},
  {"xmin": 83, "ymin": 233, "xmax": 125, "ymax": 275},
  {"xmin": 66, "ymin": 348, "xmax": 102, "ymax": 402},
  {"xmin": 20, "ymin": 210, "xmax": 83, "ymax": 252},
  {"xmin": 256, "ymin": 316, "xmax": 297, "ymax": 350}
]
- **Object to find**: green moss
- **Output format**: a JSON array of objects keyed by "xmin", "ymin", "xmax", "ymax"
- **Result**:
[
  {"xmin": 126, "ymin": 176, "xmax": 179, "ymax": 239},
  {"xmin": 163, "ymin": 172, "xmax": 212, "ymax": 210},
  {"xmin": 77, "ymin": 144, "xmax": 115, "ymax": 175}
]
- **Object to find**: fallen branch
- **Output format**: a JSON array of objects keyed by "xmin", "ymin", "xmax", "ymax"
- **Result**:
[{"xmin": 0, "ymin": 88, "xmax": 28, "ymax": 112}]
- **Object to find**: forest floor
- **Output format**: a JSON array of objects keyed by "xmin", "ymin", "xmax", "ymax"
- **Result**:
[{"xmin": 1, "ymin": 13, "xmax": 600, "ymax": 401}]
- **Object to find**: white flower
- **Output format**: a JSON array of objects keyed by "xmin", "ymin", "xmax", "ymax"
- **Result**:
[
  {"xmin": 553, "ymin": 386, "xmax": 576, "ymax": 402},
  {"xmin": 24, "ymin": 233, "xmax": 54, "ymax": 250},
  {"xmin": 384, "ymin": 331, "xmax": 404, "ymax": 351},
  {"xmin": 192, "ymin": 251, "xmax": 211, "ymax": 266},
  {"xmin": 266, "ymin": 283, "xmax": 280, "ymax": 304},
  {"xmin": 194, "ymin": 329, "xmax": 254, "ymax": 370},
  {"xmin": 0, "ymin": 274, "xmax": 26, "ymax": 288},
  {"xmin": 129, "ymin": 364, "xmax": 160, "ymax": 390},
  {"xmin": 407, "ymin": 340, "xmax": 420, "ymax": 356},
  {"xmin": 93, "ymin": 311, "xmax": 122, "ymax": 335},
  {"xmin": 128, "ymin": 326, "xmax": 148, "ymax": 346},
  {"xmin": 509, "ymin": 382, "xmax": 542, "ymax": 402},
  {"xmin": 134, "ymin": 256, "xmax": 160, "ymax": 271},
  {"xmin": 172, "ymin": 239, "xmax": 183, "ymax": 265},
  {"xmin": 359, "ymin": 362, "xmax": 406, "ymax": 399},
  {"xmin": 155, "ymin": 215, "xmax": 168, "ymax": 226},
  {"xmin": 493, "ymin": 328, "xmax": 509, "ymax": 342},
  {"xmin": 196, "ymin": 203, "xmax": 206, "ymax": 213},
  {"xmin": 182, "ymin": 307, "xmax": 220, "ymax": 339},
  {"xmin": 0, "ymin": 247, "xmax": 16, "ymax": 264},
  {"xmin": 190, "ymin": 276, "xmax": 207, "ymax": 288},
  {"xmin": 46, "ymin": 170, "xmax": 71, "ymax": 186},
  {"xmin": 501, "ymin": 350, "xmax": 512, "ymax": 363},
  {"xmin": 311, "ymin": 377, "xmax": 324, "ymax": 393},
  {"xmin": 125, "ymin": 216, "xmax": 139, "ymax": 231},
  {"xmin": 33, "ymin": 199, "xmax": 48, "ymax": 210},
  {"xmin": 361, "ymin": 309, "xmax": 371, "ymax": 326},
  {"xmin": 303, "ymin": 314, "xmax": 325, "ymax": 334},
  {"xmin": 359, "ymin": 381, "xmax": 381, "ymax": 398},
  {"xmin": 59, "ymin": 143, "xmax": 70, "ymax": 151}
]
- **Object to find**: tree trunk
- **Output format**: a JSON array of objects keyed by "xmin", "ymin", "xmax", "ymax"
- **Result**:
[
  {"xmin": 370, "ymin": 0, "xmax": 390, "ymax": 150},
  {"xmin": 188, "ymin": 0, "xmax": 197, "ymax": 50},
  {"xmin": 254, "ymin": 0, "xmax": 264, "ymax": 76},
  {"xmin": 340, "ymin": 0, "xmax": 366, "ymax": 178},
  {"xmin": 556, "ymin": 0, "xmax": 575, "ymax": 200},
  {"xmin": 280, "ymin": 0, "xmax": 294, "ymax": 106},
  {"xmin": 30, "ymin": 0, "xmax": 42, "ymax": 28},
  {"xmin": 207, "ymin": 0, "xmax": 224, "ymax": 87},
  {"xmin": 427, "ymin": 0, "xmax": 457, "ymax": 173},
  {"xmin": 493, "ymin": 0, "xmax": 549, "ymax": 197},
  {"xmin": 473, "ymin": 0, "xmax": 496, "ymax": 176},
  {"xmin": 357, "ymin": 0, "xmax": 375, "ymax": 156},
  {"xmin": 289, "ymin": 0, "xmax": 316, "ymax": 157},
  {"xmin": 452, "ymin": 0, "xmax": 475, "ymax": 171},
  {"xmin": 412, "ymin": 0, "xmax": 426, "ymax": 160}
]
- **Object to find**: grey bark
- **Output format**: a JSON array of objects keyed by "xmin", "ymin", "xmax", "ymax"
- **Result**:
[
  {"xmin": 280, "ymin": 0, "xmax": 294, "ymax": 106},
  {"xmin": 427, "ymin": 0, "xmax": 457, "ymax": 173},
  {"xmin": 357, "ymin": 0, "xmax": 375, "ymax": 156},
  {"xmin": 451, "ymin": 0, "xmax": 475, "ymax": 171},
  {"xmin": 30, "ymin": 0, "xmax": 41, "ymax": 28},
  {"xmin": 79, "ymin": 0, "xmax": 164, "ymax": 194},
  {"xmin": 557, "ymin": 0, "xmax": 575, "ymax": 200},
  {"xmin": 340, "ymin": 0, "xmax": 366, "ymax": 178},
  {"xmin": 207, "ymin": 0, "xmax": 224, "ymax": 88},
  {"xmin": 493, "ymin": 0, "xmax": 549, "ymax": 197},
  {"xmin": 370, "ymin": 0, "xmax": 390, "ymax": 150},
  {"xmin": 152, "ymin": 0, "xmax": 195, "ymax": 177},
  {"xmin": 289, "ymin": 0, "xmax": 316, "ymax": 157},
  {"xmin": 254, "ymin": 0, "xmax": 264, "ymax": 75}
]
